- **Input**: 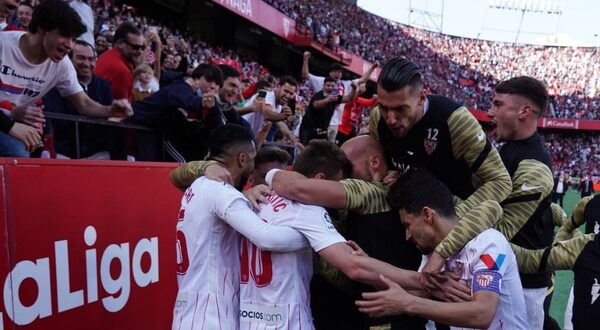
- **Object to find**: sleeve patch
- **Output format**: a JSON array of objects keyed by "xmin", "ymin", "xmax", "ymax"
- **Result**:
[
  {"xmin": 480, "ymin": 253, "xmax": 505, "ymax": 270},
  {"xmin": 472, "ymin": 270, "xmax": 502, "ymax": 294},
  {"xmin": 323, "ymin": 211, "xmax": 336, "ymax": 231}
]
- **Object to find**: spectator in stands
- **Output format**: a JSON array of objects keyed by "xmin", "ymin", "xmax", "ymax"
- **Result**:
[
  {"xmin": 44, "ymin": 40, "xmax": 113, "ymax": 160},
  {"xmin": 68, "ymin": 0, "xmax": 94, "ymax": 46},
  {"xmin": 95, "ymin": 21, "xmax": 144, "ymax": 102},
  {"xmin": 337, "ymin": 83, "xmax": 377, "ymax": 145},
  {"xmin": 301, "ymin": 51, "xmax": 377, "ymax": 144},
  {"xmin": 0, "ymin": 0, "xmax": 131, "ymax": 157},
  {"xmin": 300, "ymin": 77, "xmax": 356, "ymax": 145},
  {"xmin": 94, "ymin": 33, "xmax": 108, "ymax": 56},
  {"xmin": 241, "ymin": 77, "xmax": 302, "ymax": 148},
  {"xmin": 4, "ymin": 1, "xmax": 32, "ymax": 31},
  {"xmin": 0, "ymin": 0, "xmax": 18, "ymax": 22},
  {"xmin": 128, "ymin": 63, "xmax": 223, "ymax": 162},
  {"xmin": 214, "ymin": 64, "xmax": 252, "ymax": 130},
  {"xmin": 248, "ymin": 146, "xmax": 290, "ymax": 186},
  {"xmin": 132, "ymin": 64, "xmax": 156, "ymax": 102}
]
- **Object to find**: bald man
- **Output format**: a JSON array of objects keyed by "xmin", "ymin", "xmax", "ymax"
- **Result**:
[{"xmin": 268, "ymin": 135, "xmax": 492, "ymax": 330}]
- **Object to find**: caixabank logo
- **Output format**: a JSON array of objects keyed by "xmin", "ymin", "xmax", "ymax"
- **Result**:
[{"xmin": 0, "ymin": 225, "xmax": 159, "ymax": 329}]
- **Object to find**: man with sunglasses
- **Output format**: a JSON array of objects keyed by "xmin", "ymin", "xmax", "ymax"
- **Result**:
[{"xmin": 95, "ymin": 22, "xmax": 145, "ymax": 102}]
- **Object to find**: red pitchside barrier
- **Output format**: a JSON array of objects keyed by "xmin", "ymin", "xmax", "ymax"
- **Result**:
[{"xmin": 0, "ymin": 159, "xmax": 181, "ymax": 330}]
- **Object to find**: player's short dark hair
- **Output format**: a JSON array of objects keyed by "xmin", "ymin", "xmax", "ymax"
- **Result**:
[
  {"xmin": 388, "ymin": 169, "xmax": 456, "ymax": 218},
  {"xmin": 378, "ymin": 57, "xmax": 423, "ymax": 94},
  {"xmin": 328, "ymin": 63, "xmax": 344, "ymax": 73},
  {"xmin": 217, "ymin": 64, "xmax": 240, "ymax": 80},
  {"xmin": 29, "ymin": 0, "xmax": 86, "ymax": 38},
  {"xmin": 324, "ymin": 77, "xmax": 336, "ymax": 84},
  {"xmin": 292, "ymin": 140, "xmax": 351, "ymax": 180},
  {"xmin": 191, "ymin": 63, "xmax": 223, "ymax": 86},
  {"xmin": 278, "ymin": 76, "xmax": 298, "ymax": 87},
  {"xmin": 495, "ymin": 76, "xmax": 549, "ymax": 118},
  {"xmin": 207, "ymin": 124, "xmax": 254, "ymax": 159},
  {"xmin": 113, "ymin": 22, "xmax": 141, "ymax": 45},
  {"xmin": 255, "ymin": 80, "xmax": 272, "ymax": 91},
  {"xmin": 255, "ymin": 147, "xmax": 290, "ymax": 166}
]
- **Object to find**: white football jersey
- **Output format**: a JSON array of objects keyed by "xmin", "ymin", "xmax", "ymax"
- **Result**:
[
  {"xmin": 442, "ymin": 229, "xmax": 530, "ymax": 330},
  {"xmin": 172, "ymin": 178, "xmax": 249, "ymax": 330},
  {"xmin": 239, "ymin": 194, "xmax": 346, "ymax": 329}
]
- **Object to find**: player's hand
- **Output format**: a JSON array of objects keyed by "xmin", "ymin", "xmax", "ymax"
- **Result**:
[
  {"xmin": 303, "ymin": 51, "xmax": 311, "ymax": 61},
  {"xmin": 110, "ymin": 99, "xmax": 133, "ymax": 117},
  {"xmin": 243, "ymin": 184, "xmax": 273, "ymax": 211},
  {"xmin": 432, "ymin": 271, "xmax": 472, "ymax": 302},
  {"xmin": 206, "ymin": 163, "xmax": 233, "ymax": 184},
  {"xmin": 356, "ymin": 274, "xmax": 411, "ymax": 318},
  {"xmin": 345, "ymin": 240, "xmax": 368, "ymax": 257},
  {"xmin": 422, "ymin": 251, "xmax": 445, "ymax": 274},
  {"xmin": 8, "ymin": 122, "xmax": 42, "ymax": 153},
  {"xmin": 12, "ymin": 105, "xmax": 45, "ymax": 128},
  {"xmin": 383, "ymin": 170, "xmax": 399, "ymax": 186}
]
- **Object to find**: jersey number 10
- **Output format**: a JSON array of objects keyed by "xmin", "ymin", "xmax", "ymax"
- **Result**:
[{"xmin": 240, "ymin": 237, "xmax": 273, "ymax": 287}]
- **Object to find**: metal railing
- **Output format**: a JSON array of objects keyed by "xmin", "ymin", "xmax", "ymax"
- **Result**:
[{"xmin": 44, "ymin": 112, "xmax": 301, "ymax": 162}]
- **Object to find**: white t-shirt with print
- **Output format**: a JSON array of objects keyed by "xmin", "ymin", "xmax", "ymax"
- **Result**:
[{"xmin": 0, "ymin": 31, "xmax": 82, "ymax": 115}]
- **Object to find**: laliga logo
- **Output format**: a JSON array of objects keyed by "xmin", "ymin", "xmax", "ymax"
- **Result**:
[
  {"xmin": 0, "ymin": 226, "xmax": 159, "ymax": 327},
  {"xmin": 221, "ymin": 0, "xmax": 253, "ymax": 17}
]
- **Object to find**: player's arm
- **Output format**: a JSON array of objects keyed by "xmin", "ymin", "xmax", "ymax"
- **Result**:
[
  {"xmin": 554, "ymin": 196, "xmax": 592, "ymax": 242},
  {"xmin": 223, "ymin": 199, "xmax": 308, "ymax": 251},
  {"xmin": 511, "ymin": 234, "xmax": 594, "ymax": 273},
  {"xmin": 448, "ymin": 107, "xmax": 512, "ymax": 216},
  {"xmin": 169, "ymin": 160, "xmax": 220, "ymax": 191},
  {"xmin": 494, "ymin": 159, "xmax": 554, "ymax": 240},
  {"xmin": 356, "ymin": 275, "xmax": 498, "ymax": 329},
  {"xmin": 432, "ymin": 200, "xmax": 503, "ymax": 265},
  {"xmin": 318, "ymin": 242, "xmax": 424, "ymax": 290},
  {"xmin": 268, "ymin": 169, "xmax": 348, "ymax": 209}
]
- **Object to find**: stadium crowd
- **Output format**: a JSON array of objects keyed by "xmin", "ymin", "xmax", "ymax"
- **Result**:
[
  {"xmin": 266, "ymin": 0, "xmax": 600, "ymax": 120},
  {"xmin": 0, "ymin": 0, "xmax": 597, "ymax": 179},
  {"xmin": 0, "ymin": 1, "xmax": 599, "ymax": 330}
]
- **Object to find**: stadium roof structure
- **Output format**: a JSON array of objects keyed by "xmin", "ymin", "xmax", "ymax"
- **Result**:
[{"xmin": 358, "ymin": 0, "xmax": 600, "ymax": 47}]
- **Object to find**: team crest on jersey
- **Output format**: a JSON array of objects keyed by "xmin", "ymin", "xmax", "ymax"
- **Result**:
[
  {"xmin": 323, "ymin": 211, "xmax": 335, "ymax": 230},
  {"xmin": 476, "ymin": 273, "xmax": 493, "ymax": 288},
  {"xmin": 424, "ymin": 127, "xmax": 439, "ymax": 155}
]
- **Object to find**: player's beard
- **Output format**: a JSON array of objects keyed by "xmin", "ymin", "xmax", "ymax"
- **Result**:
[{"xmin": 236, "ymin": 172, "xmax": 250, "ymax": 191}]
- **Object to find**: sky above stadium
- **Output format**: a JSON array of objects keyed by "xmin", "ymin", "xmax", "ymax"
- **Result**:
[{"xmin": 357, "ymin": 0, "xmax": 600, "ymax": 46}]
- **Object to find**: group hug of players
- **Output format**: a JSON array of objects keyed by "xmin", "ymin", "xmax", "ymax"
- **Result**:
[{"xmin": 169, "ymin": 57, "xmax": 600, "ymax": 330}]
